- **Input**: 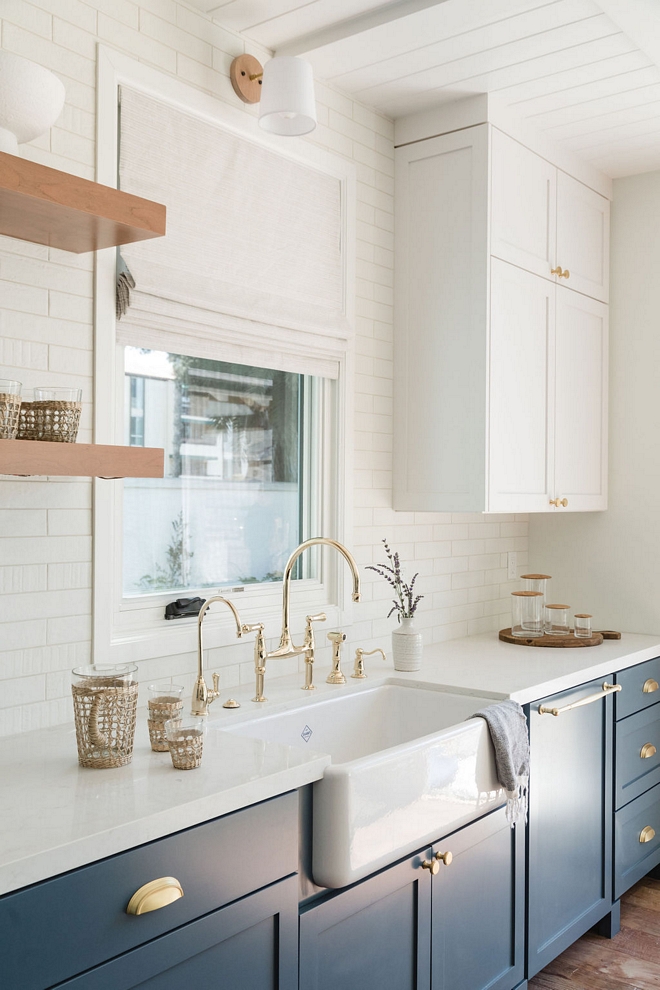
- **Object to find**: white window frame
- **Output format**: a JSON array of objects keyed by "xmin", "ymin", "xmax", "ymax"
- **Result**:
[{"xmin": 93, "ymin": 47, "xmax": 356, "ymax": 665}]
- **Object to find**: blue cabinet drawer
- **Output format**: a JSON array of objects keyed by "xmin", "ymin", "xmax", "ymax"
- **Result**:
[
  {"xmin": 0, "ymin": 791, "xmax": 297, "ymax": 990},
  {"xmin": 615, "ymin": 704, "xmax": 660, "ymax": 809},
  {"xmin": 614, "ymin": 782, "xmax": 660, "ymax": 899},
  {"xmin": 616, "ymin": 657, "xmax": 660, "ymax": 720}
]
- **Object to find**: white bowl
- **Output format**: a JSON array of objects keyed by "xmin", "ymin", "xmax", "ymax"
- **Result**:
[{"xmin": 0, "ymin": 52, "xmax": 65, "ymax": 156}]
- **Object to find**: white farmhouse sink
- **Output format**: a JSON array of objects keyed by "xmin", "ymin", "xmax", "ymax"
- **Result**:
[{"xmin": 223, "ymin": 682, "xmax": 502, "ymax": 888}]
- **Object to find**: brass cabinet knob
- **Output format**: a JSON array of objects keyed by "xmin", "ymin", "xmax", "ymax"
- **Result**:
[
  {"xmin": 435, "ymin": 851, "xmax": 453, "ymax": 866},
  {"xmin": 641, "ymin": 743, "xmax": 657, "ymax": 759},
  {"xmin": 549, "ymin": 498, "xmax": 568, "ymax": 507},
  {"xmin": 126, "ymin": 877, "xmax": 184, "ymax": 915},
  {"xmin": 643, "ymin": 679, "xmax": 659, "ymax": 694},
  {"xmin": 640, "ymin": 826, "xmax": 656, "ymax": 844},
  {"xmin": 550, "ymin": 266, "xmax": 563, "ymax": 276},
  {"xmin": 559, "ymin": 268, "xmax": 570, "ymax": 278},
  {"xmin": 421, "ymin": 858, "xmax": 440, "ymax": 875}
]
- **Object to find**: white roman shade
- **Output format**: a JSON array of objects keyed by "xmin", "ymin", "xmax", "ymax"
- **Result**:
[{"xmin": 118, "ymin": 87, "xmax": 349, "ymax": 345}]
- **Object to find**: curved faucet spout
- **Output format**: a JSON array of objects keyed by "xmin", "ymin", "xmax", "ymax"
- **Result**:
[
  {"xmin": 192, "ymin": 595, "xmax": 243, "ymax": 715},
  {"xmin": 270, "ymin": 538, "xmax": 361, "ymax": 659}
]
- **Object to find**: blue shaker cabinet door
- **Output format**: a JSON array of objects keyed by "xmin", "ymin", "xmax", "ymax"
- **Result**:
[
  {"xmin": 431, "ymin": 806, "xmax": 525, "ymax": 990},
  {"xmin": 299, "ymin": 852, "xmax": 432, "ymax": 990},
  {"xmin": 58, "ymin": 875, "xmax": 298, "ymax": 990},
  {"xmin": 527, "ymin": 678, "xmax": 613, "ymax": 979}
]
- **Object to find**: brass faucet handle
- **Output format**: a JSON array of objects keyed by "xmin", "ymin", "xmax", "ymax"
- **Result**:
[
  {"xmin": 210, "ymin": 672, "xmax": 220, "ymax": 700},
  {"xmin": 242, "ymin": 622, "xmax": 264, "ymax": 634},
  {"xmin": 306, "ymin": 612, "xmax": 327, "ymax": 624},
  {"xmin": 351, "ymin": 647, "xmax": 386, "ymax": 679}
]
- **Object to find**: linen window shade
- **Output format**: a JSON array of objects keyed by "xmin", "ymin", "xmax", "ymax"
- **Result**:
[{"xmin": 118, "ymin": 87, "xmax": 348, "ymax": 346}]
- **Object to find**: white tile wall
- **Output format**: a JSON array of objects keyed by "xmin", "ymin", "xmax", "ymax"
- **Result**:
[{"xmin": 0, "ymin": 0, "xmax": 529, "ymax": 736}]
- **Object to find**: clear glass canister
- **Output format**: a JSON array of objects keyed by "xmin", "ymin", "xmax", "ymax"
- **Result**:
[
  {"xmin": 71, "ymin": 664, "xmax": 139, "ymax": 768},
  {"xmin": 545, "ymin": 605, "xmax": 571, "ymax": 636},
  {"xmin": 511, "ymin": 591, "xmax": 544, "ymax": 638},
  {"xmin": 574, "ymin": 614, "xmax": 593, "ymax": 639},
  {"xmin": 520, "ymin": 573, "xmax": 552, "ymax": 603}
]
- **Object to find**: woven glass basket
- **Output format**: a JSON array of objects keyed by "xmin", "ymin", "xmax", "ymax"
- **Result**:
[{"xmin": 18, "ymin": 400, "xmax": 82, "ymax": 442}]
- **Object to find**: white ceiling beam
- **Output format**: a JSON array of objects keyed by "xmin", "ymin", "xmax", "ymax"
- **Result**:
[{"xmin": 274, "ymin": 0, "xmax": 452, "ymax": 57}]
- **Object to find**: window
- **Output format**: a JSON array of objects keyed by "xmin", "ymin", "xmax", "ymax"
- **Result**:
[{"xmin": 123, "ymin": 347, "xmax": 322, "ymax": 599}]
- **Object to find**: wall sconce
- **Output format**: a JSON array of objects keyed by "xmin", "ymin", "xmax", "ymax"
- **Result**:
[{"xmin": 230, "ymin": 54, "xmax": 317, "ymax": 137}]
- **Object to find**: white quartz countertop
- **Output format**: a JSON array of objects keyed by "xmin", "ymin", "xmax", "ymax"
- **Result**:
[{"xmin": 2, "ymin": 629, "xmax": 659, "ymax": 898}]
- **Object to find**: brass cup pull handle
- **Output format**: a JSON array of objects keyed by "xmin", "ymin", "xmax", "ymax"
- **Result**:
[
  {"xmin": 641, "ymin": 743, "xmax": 657, "ymax": 759},
  {"xmin": 421, "ymin": 858, "xmax": 440, "ymax": 875},
  {"xmin": 549, "ymin": 498, "xmax": 568, "ymax": 507},
  {"xmin": 643, "ymin": 679, "xmax": 659, "ymax": 694},
  {"xmin": 126, "ymin": 877, "xmax": 184, "ymax": 916},
  {"xmin": 640, "ymin": 826, "xmax": 656, "ymax": 844},
  {"xmin": 435, "ymin": 851, "xmax": 453, "ymax": 866}
]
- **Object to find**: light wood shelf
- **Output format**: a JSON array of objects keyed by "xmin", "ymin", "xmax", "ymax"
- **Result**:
[
  {"xmin": 0, "ymin": 151, "xmax": 166, "ymax": 253},
  {"xmin": 0, "ymin": 440, "xmax": 164, "ymax": 478}
]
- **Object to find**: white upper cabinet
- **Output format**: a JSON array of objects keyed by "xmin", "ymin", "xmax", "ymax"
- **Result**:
[
  {"xmin": 394, "ymin": 119, "xmax": 610, "ymax": 514},
  {"xmin": 491, "ymin": 129, "xmax": 610, "ymax": 303},
  {"xmin": 556, "ymin": 171, "xmax": 610, "ymax": 303},
  {"xmin": 553, "ymin": 288, "xmax": 608, "ymax": 511},
  {"xmin": 491, "ymin": 129, "xmax": 556, "ymax": 282}
]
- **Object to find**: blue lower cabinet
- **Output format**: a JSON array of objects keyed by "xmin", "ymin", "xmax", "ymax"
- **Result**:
[
  {"xmin": 58, "ymin": 875, "xmax": 298, "ymax": 989},
  {"xmin": 300, "ymin": 808, "xmax": 524, "ymax": 990},
  {"xmin": 299, "ymin": 853, "xmax": 432, "ymax": 990},
  {"xmin": 527, "ymin": 678, "xmax": 613, "ymax": 979},
  {"xmin": 431, "ymin": 807, "xmax": 525, "ymax": 990}
]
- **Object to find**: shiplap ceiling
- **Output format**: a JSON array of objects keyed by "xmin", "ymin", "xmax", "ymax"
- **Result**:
[{"xmin": 195, "ymin": 0, "xmax": 660, "ymax": 177}]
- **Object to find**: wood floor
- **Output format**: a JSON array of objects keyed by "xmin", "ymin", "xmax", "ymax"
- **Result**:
[{"xmin": 529, "ymin": 877, "xmax": 660, "ymax": 990}]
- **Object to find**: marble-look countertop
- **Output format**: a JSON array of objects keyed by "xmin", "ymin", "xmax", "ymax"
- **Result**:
[{"xmin": 2, "ymin": 630, "xmax": 659, "ymax": 897}]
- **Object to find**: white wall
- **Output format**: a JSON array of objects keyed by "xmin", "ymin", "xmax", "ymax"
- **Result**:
[
  {"xmin": 0, "ymin": 0, "xmax": 528, "ymax": 736},
  {"xmin": 528, "ymin": 170, "xmax": 660, "ymax": 634}
]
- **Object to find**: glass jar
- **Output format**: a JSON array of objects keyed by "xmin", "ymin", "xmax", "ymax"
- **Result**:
[
  {"xmin": 511, "ymin": 591, "xmax": 544, "ymax": 638},
  {"xmin": 0, "ymin": 379, "xmax": 22, "ymax": 439},
  {"xmin": 574, "ymin": 614, "xmax": 593, "ymax": 639},
  {"xmin": 71, "ymin": 664, "xmax": 138, "ymax": 768},
  {"xmin": 521, "ymin": 573, "xmax": 552, "ymax": 604},
  {"xmin": 545, "ymin": 605, "xmax": 571, "ymax": 636}
]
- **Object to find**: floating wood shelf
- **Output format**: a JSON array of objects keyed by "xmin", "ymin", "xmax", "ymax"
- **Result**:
[
  {"xmin": 0, "ymin": 440, "xmax": 164, "ymax": 478},
  {"xmin": 0, "ymin": 151, "xmax": 166, "ymax": 253}
]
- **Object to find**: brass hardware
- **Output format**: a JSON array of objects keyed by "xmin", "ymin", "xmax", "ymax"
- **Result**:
[
  {"xmin": 222, "ymin": 698, "xmax": 241, "ymax": 709},
  {"xmin": 326, "ymin": 631, "xmax": 347, "ymax": 685},
  {"xmin": 126, "ymin": 877, "xmax": 183, "ymax": 916},
  {"xmin": 551, "ymin": 266, "xmax": 563, "ymax": 276},
  {"xmin": 191, "ymin": 596, "xmax": 243, "ymax": 716},
  {"xmin": 641, "ymin": 743, "xmax": 657, "ymax": 759},
  {"xmin": 549, "ymin": 498, "xmax": 568, "ymax": 507},
  {"xmin": 421, "ymin": 858, "xmax": 440, "ymax": 875},
  {"xmin": 249, "ymin": 72, "xmax": 264, "ymax": 81},
  {"xmin": 640, "ymin": 826, "xmax": 656, "ymax": 843},
  {"xmin": 559, "ymin": 269, "xmax": 570, "ymax": 278},
  {"xmin": 244, "ymin": 622, "xmax": 268, "ymax": 703},
  {"xmin": 538, "ymin": 681, "xmax": 621, "ymax": 716},
  {"xmin": 435, "ymin": 851, "xmax": 453, "ymax": 866},
  {"xmin": 643, "ymin": 679, "xmax": 659, "ymax": 694},
  {"xmin": 351, "ymin": 647, "xmax": 386, "ymax": 679},
  {"xmin": 263, "ymin": 538, "xmax": 361, "ymax": 693}
]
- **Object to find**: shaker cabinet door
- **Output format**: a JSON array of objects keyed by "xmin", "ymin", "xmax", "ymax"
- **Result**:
[
  {"xmin": 553, "ymin": 288, "xmax": 608, "ymax": 511},
  {"xmin": 491, "ymin": 128, "xmax": 557, "ymax": 281},
  {"xmin": 299, "ymin": 854, "xmax": 432, "ymax": 990},
  {"xmin": 527, "ymin": 679, "xmax": 613, "ymax": 978},
  {"xmin": 488, "ymin": 259, "xmax": 555, "ymax": 512},
  {"xmin": 556, "ymin": 171, "xmax": 610, "ymax": 303}
]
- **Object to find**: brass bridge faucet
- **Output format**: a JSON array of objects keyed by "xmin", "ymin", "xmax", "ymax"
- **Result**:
[{"xmin": 251, "ymin": 537, "xmax": 361, "ymax": 699}]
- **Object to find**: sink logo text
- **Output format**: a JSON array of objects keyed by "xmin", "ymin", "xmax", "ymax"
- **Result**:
[{"xmin": 301, "ymin": 725, "xmax": 313, "ymax": 743}]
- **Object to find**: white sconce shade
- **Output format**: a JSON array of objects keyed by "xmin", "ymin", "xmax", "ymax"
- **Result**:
[
  {"xmin": 0, "ymin": 52, "xmax": 65, "ymax": 156},
  {"xmin": 258, "ymin": 57, "xmax": 317, "ymax": 136}
]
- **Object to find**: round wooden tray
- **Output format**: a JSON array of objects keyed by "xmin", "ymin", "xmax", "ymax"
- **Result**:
[{"xmin": 499, "ymin": 628, "xmax": 621, "ymax": 648}]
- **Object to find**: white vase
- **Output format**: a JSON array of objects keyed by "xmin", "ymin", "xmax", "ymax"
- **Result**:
[{"xmin": 391, "ymin": 617, "xmax": 423, "ymax": 671}]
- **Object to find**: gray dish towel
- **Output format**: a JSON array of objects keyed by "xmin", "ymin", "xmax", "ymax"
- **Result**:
[{"xmin": 471, "ymin": 700, "xmax": 530, "ymax": 826}]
